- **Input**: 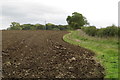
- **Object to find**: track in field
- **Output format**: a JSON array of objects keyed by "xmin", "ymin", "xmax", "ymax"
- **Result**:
[{"xmin": 2, "ymin": 30, "xmax": 104, "ymax": 78}]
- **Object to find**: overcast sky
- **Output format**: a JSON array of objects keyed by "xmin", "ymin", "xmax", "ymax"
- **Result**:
[{"xmin": 0, "ymin": 0, "xmax": 119, "ymax": 29}]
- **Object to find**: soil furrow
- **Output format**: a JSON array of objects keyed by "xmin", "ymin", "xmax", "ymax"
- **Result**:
[{"xmin": 2, "ymin": 30, "xmax": 104, "ymax": 78}]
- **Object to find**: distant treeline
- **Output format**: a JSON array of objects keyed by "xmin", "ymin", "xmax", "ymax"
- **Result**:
[
  {"xmin": 7, "ymin": 12, "xmax": 89, "ymax": 30},
  {"xmin": 81, "ymin": 25, "xmax": 120, "ymax": 37},
  {"xmin": 7, "ymin": 12, "xmax": 119, "ymax": 37},
  {"xmin": 7, "ymin": 22, "xmax": 119, "ymax": 37},
  {"xmin": 7, "ymin": 22, "xmax": 70, "ymax": 30}
]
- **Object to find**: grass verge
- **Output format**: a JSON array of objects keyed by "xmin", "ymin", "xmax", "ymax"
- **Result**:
[{"xmin": 63, "ymin": 30, "xmax": 118, "ymax": 78}]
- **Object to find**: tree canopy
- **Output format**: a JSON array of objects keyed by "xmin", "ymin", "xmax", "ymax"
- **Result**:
[
  {"xmin": 66, "ymin": 12, "xmax": 89, "ymax": 29},
  {"xmin": 9, "ymin": 22, "xmax": 22, "ymax": 30},
  {"xmin": 7, "ymin": 22, "xmax": 69, "ymax": 30}
]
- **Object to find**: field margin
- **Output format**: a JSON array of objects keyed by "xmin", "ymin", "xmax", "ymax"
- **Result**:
[{"xmin": 63, "ymin": 30, "xmax": 118, "ymax": 78}]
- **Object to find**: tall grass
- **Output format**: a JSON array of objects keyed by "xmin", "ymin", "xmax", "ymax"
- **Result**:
[{"xmin": 63, "ymin": 30, "xmax": 118, "ymax": 78}]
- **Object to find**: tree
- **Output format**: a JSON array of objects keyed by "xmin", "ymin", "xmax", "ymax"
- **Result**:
[
  {"xmin": 46, "ymin": 23, "xmax": 54, "ymax": 30},
  {"xmin": 35, "ymin": 24, "xmax": 44, "ymax": 30},
  {"xmin": 9, "ymin": 22, "xmax": 22, "ymax": 30},
  {"xmin": 21, "ymin": 24, "xmax": 34, "ymax": 30},
  {"xmin": 46, "ymin": 23, "xmax": 59, "ymax": 30},
  {"xmin": 66, "ymin": 12, "xmax": 89, "ymax": 29}
]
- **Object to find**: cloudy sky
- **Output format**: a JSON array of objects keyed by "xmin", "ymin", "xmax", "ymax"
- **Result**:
[{"xmin": 0, "ymin": 0, "xmax": 119, "ymax": 29}]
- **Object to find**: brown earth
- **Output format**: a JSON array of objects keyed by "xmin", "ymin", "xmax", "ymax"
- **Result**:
[{"xmin": 2, "ymin": 30, "xmax": 104, "ymax": 79}]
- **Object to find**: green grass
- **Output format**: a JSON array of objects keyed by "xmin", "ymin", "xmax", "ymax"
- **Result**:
[{"xmin": 63, "ymin": 30, "xmax": 118, "ymax": 78}]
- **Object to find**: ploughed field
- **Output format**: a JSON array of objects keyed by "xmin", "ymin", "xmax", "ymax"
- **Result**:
[{"xmin": 2, "ymin": 30, "xmax": 104, "ymax": 78}]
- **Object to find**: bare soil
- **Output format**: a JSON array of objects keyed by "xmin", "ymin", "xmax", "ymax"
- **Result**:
[{"xmin": 2, "ymin": 30, "xmax": 104, "ymax": 79}]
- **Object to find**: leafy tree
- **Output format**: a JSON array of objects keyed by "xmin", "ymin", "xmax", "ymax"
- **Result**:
[
  {"xmin": 9, "ymin": 22, "xmax": 22, "ymax": 30},
  {"xmin": 66, "ymin": 12, "xmax": 89, "ymax": 29},
  {"xmin": 21, "ymin": 24, "xmax": 34, "ymax": 30},
  {"xmin": 58, "ymin": 25, "xmax": 69, "ymax": 30},
  {"xmin": 35, "ymin": 24, "xmax": 44, "ymax": 30},
  {"xmin": 46, "ymin": 23, "xmax": 55, "ymax": 30},
  {"xmin": 10, "ymin": 22, "xmax": 20, "ymax": 27}
]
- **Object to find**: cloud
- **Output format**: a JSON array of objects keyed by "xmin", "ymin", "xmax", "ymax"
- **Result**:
[
  {"xmin": 1, "ymin": 0, "xmax": 119, "ymax": 29},
  {"xmin": 1, "ymin": 1, "xmax": 67, "ymax": 29},
  {"xmin": 2, "ymin": 6, "xmax": 27, "ymax": 18},
  {"xmin": 118, "ymin": 1, "xmax": 120, "ymax": 26}
]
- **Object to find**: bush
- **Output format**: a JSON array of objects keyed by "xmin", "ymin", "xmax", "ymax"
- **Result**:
[
  {"xmin": 96, "ymin": 28, "xmax": 105, "ymax": 37},
  {"xmin": 118, "ymin": 27, "xmax": 120, "ymax": 37},
  {"xmin": 82, "ymin": 25, "xmax": 119, "ymax": 37},
  {"xmin": 103, "ymin": 26, "xmax": 118, "ymax": 37},
  {"xmin": 81, "ymin": 26, "xmax": 97, "ymax": 36}
]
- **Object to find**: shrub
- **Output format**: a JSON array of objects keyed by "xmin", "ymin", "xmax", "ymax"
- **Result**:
[
  {"xmin": 81, "ymin": 26, "xmax": 97, "ymax": 36},
  {"xmin": 82, "ymin": 25, "xmax": 119, "ymax": 37}
]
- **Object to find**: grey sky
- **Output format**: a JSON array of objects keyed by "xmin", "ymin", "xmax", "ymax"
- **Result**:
[
  {"xmin": 118, "ymin": 1, "xmax": 120, "ymax": 26},
  {"xmin": 1, "ymin": 0, "xmax": 119, "ymax": 29}
]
